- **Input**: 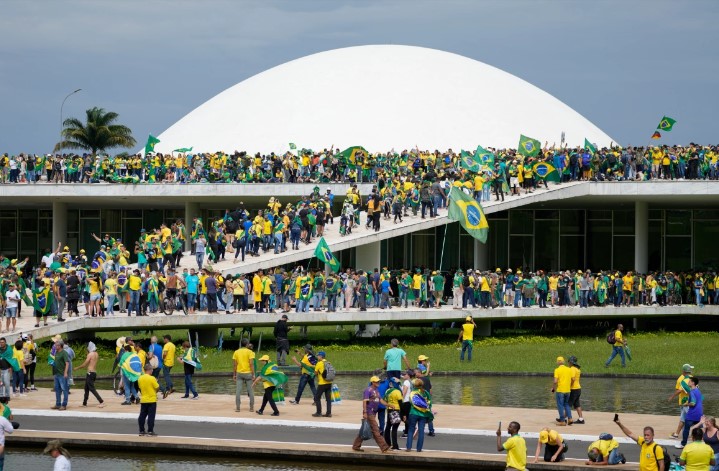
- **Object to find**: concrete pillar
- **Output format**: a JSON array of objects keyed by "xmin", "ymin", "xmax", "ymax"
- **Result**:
[
  {"xmin": 632, "ymin": 317, "xmax": 645, "ymax": 331},
  {"xmin": 185, "ymin": 201, "xmax": 200, "ymax": 251},
  {"xmin": 52, "ymin": 201, "xmax": 68, "ymax": 248},
  {"xmin": 189, "ymin": 328, "xmax": 218, "ymax": 347},
  {"xmin": 634, "ymin": 201, "xmax": 648, "ymax": 274},
  {"xmin": 354, "ymin": 241, "xmax": 380, "ymax": 274},
  {"xmin": 474, "ymin": 239, "xmax": 489, "ymax": 271}
]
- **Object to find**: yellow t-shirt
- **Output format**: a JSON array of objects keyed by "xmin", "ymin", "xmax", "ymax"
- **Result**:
[
  {"xmin": 462, "ymin": 323, "xmax": 474, "ymax": 341},
  {"xmin": 129, "ymin": 275, "xmax": 142, "ymax": 291},
  {"xmin": 104, "ymin": 278, "xmax": 117, "ymax": 296},
  {"xmin": 543, "ymin": 430, "xmax": 563, "ymax": 446},
  {"xmin": 570, "ymin": 366, "xmax": 581, "ymax": 390},
  {"xmin": 553, "ymin": 365, "xmax": 572, "ymax": 393},
  {"xmin": 549, "ymin": 276, "xmax": 558, "ymax": 290},
  {"xmin": 162, "ymin": 342, "xmax": 176, "ymax": 367},
  {"xmin": 232, "ymin": 348, "xmax": 255, "ymax": 374},
  {"xmin": 412, "ymin": 274, "xmax": 422, "ymax": 289},
  {"xmin": 137, "ymin": 349, "xmax": 147, "ymax": 369},
  {"xmin": 637, "ymin": 437, "xmax": 663, "ymax": 471},
  {"xmin": 679, "ymin": 441, "xmax": 714, "ymax": 471},
  {"xmin": 622, "ymin": 275, "xmax": 633, "ymax": 291},
  {"xmin": 385, "ymin": 388, "xmax": 403, "ymax": 410},
  {"xmin": 88, "ymin": 279, "xmax": 102, "ymax": 295},
  {"xmin": 614, "ymin": 330, "xmax": 624, "ymax": 345},
  {"xmin": 588, "ymin": 439, "xmax": 619, "ymax": 459},
  {"xmin": 137, "ymin": 373, "xmax": 159, "ymax": 403},
  {"xmin": 13, "ymin": 349, "xmax": 24, "ymax": 370},
  {"xmin": 503, "ymin": 435, "xmax": 527, "ymax": 471},
  {"xmin": 161, "ymin": 227, "xmax": 171, "ymax": 242},
  {"xmin": 315, "ymin": 359, "xmax": 331, "ymax": 385},
  {"xmin": 675, "ymin": 374, "xmax": 691, "ymax": 405}
]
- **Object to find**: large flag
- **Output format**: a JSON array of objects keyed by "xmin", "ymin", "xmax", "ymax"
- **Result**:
[
  {"xmin": 144, "ymin": 134, "xmax": 160, "ymax": 155},
  {"xmin": 459, "ymin": 150, "xmax": 480, "ymax": 173},
  {"xmin": 336, "ymin": 146, "xmax": 368, "ymax": 168},
  {"xmin": 584, "ymin": 138, "xmax": 597, "ymax": 155},
  {"xmin": 120, "ymin": 352, "xmax": 143, "ymax": 382},
  {"xmin": 475, "ymin": 145, "xmax": 495, "ymax": 168},
  {"xmin": 173, "ymin": 147, "xmax": 193, "ymax": 153},
  {"xmin": 447, "ymin": 187, "xmax": 488, "ymax": 243},
  {"xmin": 314, "ymin": 237, "xmax": 341, "ymax": 273},
  {"xmin": 518, "ymin": 135, "xmax": 541, "ymax": 157},
  {"xmin": 259, "ymin": 361, "xmax": 288, "ymax": 387},
  {"xmin": 657, "ymin": 116, "xmax": 677, "ymax": 132},
  {"xmin": 183, "ymin": 346, "xmax": 203, "ymax": 370},
  {"xmin": 33, "ymin": 285, "xmax": 54, "ymax": 316},
  {"xmin": 533, "ymin": 162, "xmax": 561, "ymax": 182}
]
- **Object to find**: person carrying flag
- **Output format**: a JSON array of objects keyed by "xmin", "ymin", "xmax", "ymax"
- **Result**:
[{"xmin": 252, "ymin": 355, "xmax": 285, "ymax": 416}]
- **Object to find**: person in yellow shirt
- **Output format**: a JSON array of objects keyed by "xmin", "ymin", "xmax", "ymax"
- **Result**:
[
  {"xmin": 586, "ymin": 434, "xmax": 624, "ymax": 465},
  {"xmin": 232, "ymin": 338, "xmax": 255, "ymax": 412},
  {"xmin": 137, "ymin": 363, "xmax": 160, "ymax": 436},
  {"xmin": 534, "ymin": 428, "xmax": 567, "ymax": 463},
  {"xmin": 614, "ymin": 419, "xmax": 665, "ymax": 471},
  {"xmin": 252, "ymin": 270, "xmax": 263, "ymax": 313},
  {"xmin": 457, "ymin": 316, "xmax": 475, "ymax": 361},
  {"xmin": 497, "ymin": 421, "xmax": 527, "ymax": 471},
  {"xmin": 568, "ymin": 356, "xmax": 585, "ymax": 424},
  {"xmin": 622, "ymin": 271, "xmax": 633, "ymax": 306},
  {"xmin": 605, "ymin": 323, "xmax": 627, "ymax": 368},
  {"xmin": 161, "ymin": 335, "xmax": 175, "ymax": 397},
  {"xmin": 313, "ymin": 351, "xmax": 332, "ymax": 417},
  {"xmin": 553, "ymin": 356, "xmax": 573, "ymax": 425},
  {"xmin": 548, "ymin": 274, "xmax": 559, "ymax": 307}
]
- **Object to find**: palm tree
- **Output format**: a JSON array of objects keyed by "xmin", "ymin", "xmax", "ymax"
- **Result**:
[{"xmin": 55, "ymin": 107, "xmax": 136, "ymax": 154}]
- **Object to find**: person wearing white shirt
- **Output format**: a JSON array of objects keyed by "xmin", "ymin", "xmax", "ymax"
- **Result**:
[
  {"xmin": 4, "ymin": 285, "xmax": 21, "ymax": 333},
  {"xmin": 44, "ymin": 439, "xmax": 71, "ymax": 471},
  {"xmin": 0, "ymin": 415, "xmax": 14, "ymax": 470}
]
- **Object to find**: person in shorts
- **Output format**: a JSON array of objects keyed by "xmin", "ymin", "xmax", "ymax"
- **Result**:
[
  {"xmin": 3, "ymin": 284, "xmax": 21, "ymax": 334},
  {"xmin": 568, "ymin": 355, "xmax": 585, "ymax": 424}
]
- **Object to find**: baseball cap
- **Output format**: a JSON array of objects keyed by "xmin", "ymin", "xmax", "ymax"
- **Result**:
[
  {"xmin": 465, "ymin": 316, "xmax": 472, "ymax": 321},
  {"xmin": 556, "ymin": 356, "xmax": 565, "ymax": 363},
  {"xmin": 370, "ymin": 376, "xmax": 380, "ymax": 383},
  {"xmin": 259, "ymin": 355, "xmax": 270, "ymax": 361},
  {"xmin": 682, "ymin": 363, "xmax": 694, "ymax": 372},
  {"xmin": 317, "ymin": 351, "xmax": 326, "ymax": 357},
  {"xmin": 539, "ymin": 430, "xmax": 550, "ymax": 444},
  {"xmin": 418, "ymin": 355, "xmax": 429, "ymax": 361}
]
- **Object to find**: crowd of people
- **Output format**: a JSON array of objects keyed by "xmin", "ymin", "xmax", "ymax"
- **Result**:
[{"xmin": 1, "ymin": 142, "xmax": 718, "ymax": 187}]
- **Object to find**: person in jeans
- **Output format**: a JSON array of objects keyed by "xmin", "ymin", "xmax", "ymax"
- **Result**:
[
  {"xmin": 137, "ymin": 363, "xmax": 160, "ymax": 436},
  {"xmin": 406, "ymin": 378, "xmax": 432, "ymax": 452},
  {"xmin": 194, "ymin": 235, "xmax": 206, "ymax": 270},
  {"xmin": 553, "ymin": 356, "xmax": 573, "ymax": 426},
  {"xmin": 290, "ymin": 345, "xmax": 317, "ymax": 405},
  {"xmin": 75, "ymin": 341, "xmax": 104, "ymax": 407},
  {"xmin": 50, "ymin": 340, "xmax": 70, "ymax": 410},
  {"xmin": 604, "ymin": 324, "xmax": 627, "ymax": 368},
  {"xmin": 312, "ymin": 351, "xmax": 332, "ymax": 417},
  {"xmin": 252, "ymin": 355, "xmax": 280, "ymax": 416},
  {"xmin": 457, "ymin": 317, "xmax": 475, "ymax": 362},
  {"xmin": 177, "ymin": 341, "xmax": 198, "ymax": 399},
  {"xmin": 161, "ymin": 335, "xmax": 175, "ymax": 397},
  {"xmin": 232, "ymin": 339, "xmax": 255, "ymax": 412},
  {"xmin": 353, "ymin": 375, "xmax": 391, "ymax": 453}
]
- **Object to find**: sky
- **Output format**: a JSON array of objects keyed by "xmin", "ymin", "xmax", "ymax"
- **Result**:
[{"xmin": 1, "ymin": 0, "xmax": 718, "ymax": 155}]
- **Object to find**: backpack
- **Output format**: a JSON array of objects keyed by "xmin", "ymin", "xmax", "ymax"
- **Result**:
[
  {"xmin": 606, "ymin": 331, "xmax": 616, "ymax": 345},
  {"xmin": 321, "ymin": 360, "xmax": 336, "ymax": 381},
  {"xmin": 23, "ymin": 347, "xmax": 34, "ymax": 366},
  {"xmin": 652, "ymin": 443, "xmax": 671, "ymax": 471}
]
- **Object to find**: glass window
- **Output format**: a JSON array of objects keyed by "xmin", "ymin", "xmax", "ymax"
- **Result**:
[
  {"xmin": 489, "ymin": 210, "xmax": 508, "ymax": 219},
  {"xmin": 19, "ymin": 210, "xmax": 38, "ymax": 232},
  {"xmin": 560, "ymin": 210, "xmax": 584, "ymax": 235},
  {"xmin": 613, "ymin": 210, "xmax": 635, "ymax": 235},
  {"xmin": 412, "ymin": 233, "xmax": 435, "ymax": 268},
  {"xmin": 665, "ymin": 237, "xmax": 691, "ymax": 271},
  {"xmin": 102, "ymin": 209, "xmax": 121, "ymax": 233},
  {"xmin": 534, "ymin": 220, "xmax": 559, "ymax": 272},
  {"xmin": 587, "ymin": 219, "xmax": 612, "ymax": 271},
  {"xmin": 0, "ymin": 210, "xmax": 16, "ymax": 218},
  {"xmin": 81, "ymin": 210, "xmax": 100, "ymax": 218},
  {"xmin": 535, "ymin": 210, "xmax": 559, "ymax": 220},
  {"xmin": 665, "ymin": 210, "xmax": 691, "ymax": 236},
  {"xmin": 648, "ymin": 209, "xmax": 663, "ymax": 220},
  {"xmin": 458, "ymin": 233, "xmax": 474, "ymax": 272},
  {"xmin": 693, "ymin": 221, "xmax": 719, "ymax": 269},
  {"xmin": 509, "ymin": 235, "xmax": 533, "ymax": 272},
  {"xmin": 510, "ymin": 210, "xmax": 533, "ymax": 235},
  {"xmin": 143, "ymin": 210, "xmax": 164, "ymax": 232},
  {"xmin": 39, "ymin": 219, "xmax": 52, "ymax": 238},
  {"xmin": 612, "ymin": 236, "xmax": 635, "ymax": 271},
  {"xmin": 648, "ymin": 220, "xmax": 663, "ymax": 272},
  {"xmin": 67, "ymin": 210, "xmax": 79, "ymax": 232},
  {"xmin": 124, "ymin": 209, "xmax": 142, "ymax": 219},
  {"xmin": 588, "ymin": 210, "xmax": 611, "ymax": 220},
  {"xmin": 693, "ymin": 210, "xmax": 719, "ymax": 220},
  {"xmin": 39, "ymin": 210, "xmax": 52, "ymax": 218},
  {"xmin": 560, "ymin": 236, "xmax": 584, "ymax": 270},
  {"xmin": 0, "ymin": 219, "xmax": 17, "ymax": 252},
  {"xmin": 488, "ymin": 219, "xmax": 508, "ymax": 271},
  {"xmin": 438, "ymin": 223, "xmax": 459, "ymax": 271}
]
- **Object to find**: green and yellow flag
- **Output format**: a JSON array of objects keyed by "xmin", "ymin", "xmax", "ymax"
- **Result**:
[
  {"xmin": 447, "ymin": 187, "xmax": 488, "ymax": 243},
  {"xmin": 656, "ymin": 116, "xmax": 676, "ymax": 132},
  {"xmin": 584, "ymin": 138, "xmax": 597, "ymax": 155},
  {"xmin": 518, "ymin": 134, "xmax": 541, "ymax": 157},
  {"xmin": 33, "ymin": 285, "xmax": 54, "ymax": 316},
  {"xmin": 144, "ymin": 134, "xmax": 160, "ymax": 155},
  {"xmin": 336, "ymin": 146, "xmax": 368, "ymax": 168},
  {"xmin": 259, "ymin": 361, "xmax": 288, "ymax": 387},
  {"xmin": 314, "ymin": 237, "xmax": 341, "ymax": 273},
  {"xmin": 459, "ymin": 150, "xmax": 480, "ymax": 173},
  {"xmin": 289, "ymin": 143, "xmax": 297, "ymax": 150},
  {"xmin": 533, "ymin": 162, "xmax": 561, "ymax": 182},
  {"xmin": 173, "ymin": 147, "xmax": 193, "ymax": 153},
  {"xmin": 475, "ymin": 145, "xmax": 495, "ymax": 168}
]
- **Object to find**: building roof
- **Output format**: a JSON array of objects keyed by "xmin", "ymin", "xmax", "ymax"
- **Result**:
[{"xmin": 154, "ymin": 45, "xmax": 614, "ymax": 154}]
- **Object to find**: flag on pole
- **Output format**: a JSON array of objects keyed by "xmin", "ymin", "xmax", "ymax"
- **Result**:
[
  {"xmin": 533, "ymin": 162, "xmax": 561, "ymax": 182},
  {"xmin": 314, "ymin": 237, "xmax": 341, "ymax": 273},
  {"xmin": 656, "ymin": 116, "xmax": 677, "ymax": 132},
  {"xmin": 475, "ymin": 145, "xmax": 495, "ymax": 168},
  {"xmin": 447, "ymin": 187, "xmax": 488, "ymax": 243},
  {"xmin": 518, "ymin": 135, "xmax": 541, "ymax": 157},
  {"xmin": 651, "ymin": 131, "xmax": 661, "ymax": 140},
  {"xmin": 289, "ymin": 143, "xmax": 297, "ymax": 150},
  {"xmin": 144, "ymin": 134, "xmax": 160, "ymax": 155},
  {"xmin": 459, "ymin": 150, "xmax": 480, "ymax": 172},
  {"xmin": 173, "ymin": 147, "xmax": 193, "ymax": 153},
  {"xmin": 584, "ymin": 138, "xmax": 597, "ymax": 155}
]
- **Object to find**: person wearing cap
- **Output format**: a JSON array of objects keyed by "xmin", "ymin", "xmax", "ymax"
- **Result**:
[
  {"xmin": 22, "ymin": 334, "xmax": 37, "ymax": 391},
  {"xmin": 668, "ymin": 363, "xmax": 694, "ymax": 439},
  {"xmin": 604, "ymin": 323, "xmax": 627, "ymax": 368},
  {"xmin": 137, "ymin": 362, "xmax": 160, "ymax": 436},
  {"xmin": 457, "ymin": 316, "xmax": 476, "ymax": 361},
  {"xmin": 290, "ymin": 344, "xmax": 317, "ymax": 405},
  {"xmin": 417, "ymin": 355, "xmax": 431, "ymax": 376},
  {"xmin": 75, "ymin": 341, "xmax": 104, "ymax": 408},
  {"xmin": 44, "ymin": 439, "xmax": 71, "ymax": 469},
  {"xmin": 533, "ymin": 427, "xmax": 567, "ymax": 463},
  {"xmin": 552, "ymin": 356, "xmax": 573, "ymax": 426},
  {"xmin": 568, "ymin": 356, "xmax": 585, "ymax": 424},
  {"xmin": 251, "ymin": 355, "xmax": 280, "ymax": 416},
  {"xmin": 232, "ymin": 338, "xmax": 255, "ymax": 412},
  {"xmin": 312, "ymin": 351, "xmax": 332, "ymax": 417},
  {"xmin": 352, "ymin": 375, "xmax": 391, "ymax": 453}
]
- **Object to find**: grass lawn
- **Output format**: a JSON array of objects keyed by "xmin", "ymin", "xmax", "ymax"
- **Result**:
[{"xmin": 31, "ymin": 327, "xmax": 719, "ymax": 378}]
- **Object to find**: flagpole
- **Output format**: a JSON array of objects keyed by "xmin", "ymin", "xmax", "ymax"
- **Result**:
[{"xmin": 439, "ymin": 187, "xmax": 453, "ymax": 271}]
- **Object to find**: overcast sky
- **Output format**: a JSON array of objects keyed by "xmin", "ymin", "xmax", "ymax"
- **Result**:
[{"xmin": 1, "ymin": 0, "xmax": 717, "ymax": 155}]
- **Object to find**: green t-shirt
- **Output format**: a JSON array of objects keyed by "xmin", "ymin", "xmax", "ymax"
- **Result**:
[
  {"xmin": 432, "ymin": 275, "xmax": 445, "ymax": 292},
  {"xmin": 52, "ymin": 349, "xmax": 69, "ymax": 376}
]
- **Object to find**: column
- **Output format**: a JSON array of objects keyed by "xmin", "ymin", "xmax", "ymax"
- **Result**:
[
  {"xmin": 189, "ymin": 328, "xmax": 219, "ymax": 346},
  {"xmin": 354, "ymin": 241, "xmax": 380, "ymax": 274},
  {"xmin": 473, "ymin": 239, "xmax": 489, "ymax": 271},
  {"xmin": 52, "ymin": 201, "xmax": 68, "ymax": 248},
  {"xmin": 634, "ymin": 201, "xmax": 648, "ymax": 274},
  {"xmin": 184, "ymin": 201, "xmax": 199, "ymax": 252}
]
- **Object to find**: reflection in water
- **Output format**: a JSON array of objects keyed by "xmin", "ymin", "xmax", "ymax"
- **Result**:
[{"xmin": 460, "ymin": 385, "xmax": 473, "ymax": 406}]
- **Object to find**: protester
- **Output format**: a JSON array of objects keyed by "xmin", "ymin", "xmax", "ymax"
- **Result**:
[
  {"xmin": 138, "ymin": 363, "xmax": 160, "ymax": 436},
  {"xmin": 568, "ymin": 355, "xmax": 585, "ymax": 424},
  {"xmin": 352, "ymin": 375, "xmax": 391, "ymax": 453},
  {"xmin": 252, "ymin": 355, "xmax": 280, "ymax": 416},
  {"xmin": 552, "ymin": 356, "xmax": 573, "ymax": 426},
  {"xmin": 75, "ymin": 341, "xmax": 104, "ymax": 408},
  {"xmin": 0, "ymin": 412, "xmax": 13, "ymax": 471},
  {"xmin": 585, "ymin": 433, "xmax": 626, "ymax": 465},
  {"xmin": 605, "ymin": 323, "xmax": 627, "ymax": 368},
  {"xmin": 688, "ymin": 416, "xmax": 719, "ymax": 471},
  {"xmin": 406, "ymin": 378, "xmax": 433, "ymax": 453},
  {"xmin": 497, "ymin": 421, "xmax": 526, "ymax": 471},
  {"xmin": 615, "ymin": 417, "xmax": 667, "ymax": 471},
  {"xmin": 533, "ymin": 428, "xmax": 567, "ymax": 463},
  {"xmin": 177, "ymin": 340, "xmax": 199, "ymax": 399},
  {"xmin": 289, "ymin": 344, "xmax": 317, "ymax": 405},
  {"xmin": 668, "ymin": 363, "xmax": 693, "ymax": 439},
  {"xmin": 680, "ymin": 428, "xmax": 716, "ymax": 470},
  {"xmin": 680, "ymin": 376, "xmax": 703, "ymax": 448},
  {"xmin": 43, "ymin": 439, "xmax": 71, "ymax": 471},
  {"xmin": 312, "ymin": 351, "xmax": 332, "ymax": 418},
  {"xmin": 457, "ymin": 316, "xmax": 476, "ymax": 361},
  {"xmin": 383, "ymin": 376, "xmax": 403, "ymax": 450},
  {"xmin": 232, "ymin": 338, "xmax": 255, "ymax": 412},
  {"xmin": 50, "ymin": 340, "xmax": 70, "ymax": 411},
  {"xmin": 383, "ymin": 338, "xmax": 411, "ymax": 380}
]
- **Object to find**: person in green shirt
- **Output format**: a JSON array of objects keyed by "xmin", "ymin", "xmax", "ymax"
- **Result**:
[
  {"xmin": 431, "ymin": 271, "xmax": 445, "ymax": 308},
  {"xmin": 51, "ymin": 341, "xmax": 70, "ymax": 410}
]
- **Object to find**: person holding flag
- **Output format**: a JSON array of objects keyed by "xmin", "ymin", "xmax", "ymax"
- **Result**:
[
  {"xmin": 119, "ymin": 344, "xmax": 142, "ymax": 405},
  {"xmin": 252, "ymin": 355, "xmax": 286, "ymax": 416},
  {"xmin": 178, "ymin": 339, "xmax": 201, "ymax": 399}
]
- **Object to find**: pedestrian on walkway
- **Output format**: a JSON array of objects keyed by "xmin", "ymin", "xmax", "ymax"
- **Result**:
[
  {"xmin": 138, "ymin": 363, "xmax": 159, "ymax": 436},
  {"xmin": 252, "ymin": 355, "xmax": 280, "ymax": 416},
  {"xmin": 312, "ymin": 351, "xmax": 332, "ymax": 417},
  {"xmin": 383, "ymin": 377, "xmax": 403, "ymax": 450},
  {"xmin": 406, "ymin": 378, "xmax": 433, "ymax": 452},
  {"xmin": 161, "ymin": 335, "xmax": 175, "ymax": 397},
  {"xmin": 457, "ymin": 316, "xmax": 475, "ymax": 361},
  {"xmin": 568, "ymin": 355, "xmax": 585, "ymax": 424},
  {"xmin": 289, "ymin": 344, "xmax": 317, "ymax": 405},
  {"xmin": 552, "ymin": 356, "xmax": 573, "ymax": 426},
  {"xmin": 668, "ymin": 363, "xmax": 693, "ymax": 439},
  {"xmin": 605, "ymin": 323, "xmax": 627, "ymax": 368},
  {"xmin": 75, "ymin": 341, "xmax": 104, "ymax": 408},
  {"xmin": 353, "ymin": 375, "xmax": 391, "ymax": 453},
  {"xmin": 497, "ymin": 421, "xmax": 526, "ymax": 471},
  {"xmin": 177, "ymin": 341, "xmax": 199, "ymax": 399},
  {"xmin": 232, "ymin": 338, "xmax": 255, "ymax": 412},
  {"xmin": 50, "ymin": 340, "xmax": 70, "ymax": 411}
]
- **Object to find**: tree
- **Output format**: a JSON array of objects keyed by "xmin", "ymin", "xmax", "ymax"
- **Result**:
[{"xmin": 55, "ymin": 107, "xmax": 136, "ymax": 154}]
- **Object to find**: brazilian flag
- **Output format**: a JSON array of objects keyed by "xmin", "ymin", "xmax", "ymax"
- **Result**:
[
  {"xmin": 314, "ymin": 237, "xmax": 341, "ymax": 273},
  {"xmin": 33, "ymin": 285, "xmax": 54, "ymax": 316},
  {"xmin": 120, "ymin": 352, "xmax": 143, "ymax": 382},
  {"xmin": 173, "ymin": 147, "xmax": 193, "ymax": 153},
  {"xmin": 144, "ymin": 134, "xmax": 160, "ymax": 155},
  {"xmin": 584, "ymin": 138, "xmax": 597, "ymax": 155},
  {"xmin": 336, "ymin": 146, "xmax": 368, "ymax": 169},
  {"xmin": 183, "ymin": 346, "xmax": 202, "ymax": 371},
  {"xmin": 475, "ymin": 145, "xmax": 495, "ymax": 168},
  {"xmin": 459, "ymin": 150, "xmax": 480, "ymax": 173},
  {"xmin": 533, "ymin": 162, "xmax": 561, "ymax": 182},
  {"xmin": 259, "ymin": 361, "xmax": 288, "ymax": 387},
  {"xmin": 518, "ymin": 134, "xmax": 541, "ymax": 157},
  {"xmin": 447, "ymin": 187, "xmax": 488, "ymax": 243},
  {"xmin": 657, "ymin": 116, "xmax": 676, "ymax": 132}
]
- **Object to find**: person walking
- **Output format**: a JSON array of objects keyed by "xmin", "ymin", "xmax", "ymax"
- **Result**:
[
  {"xmin": 289, "ymin": 344, "xmax": 317, "ymax": 405},
  {"xmin": 312, "ymin": 351, "xmax": 332, "ymax": 417},
  {"xmin": 252, "ymin": 355, "xmax": 280, "ymax": 416},
  {"xmin": 605, "ymin": 323, "xmax": 627, "ymax": 368},
  {"xmin": 50, "ymin": 340, "xmax": 70, "ymax": 411},
  {"xmin": 457, "ymin": 316, "xmax": 476, "ymax": 361},
  {"xmin": 681, "ymin": 376, "xmax": 703, "ymax": 448},
  {"xmin": 552, "ymin": 356, "xmax": 573, "ymax": 426},
  {"xmin": 75, "ymin": 342, "xmax": 104, "ymax": 408},
  {"xmin": 232, "ymin": 338, "xmax": 255, "ymax": 412},
  {"xmin": 353, "ymin": 375, "xmax": 391, "ymax": 453},
  {"xmin": 138, "ymin": 363, "xmax": 160, "ymax": 436},
  {"xmin": 668, "ymin": 363, "xmax": 693, "ymax": 439},
  {"xmin": 497, "ymin": 421, "xmax": 527, "ymax": 470},
  {"xmin": 273, "ymin": 314, "xmax": 290, "ymax": 366},
  {"xmin": 383, "ymin": 376, "xmax": 403, "ymax": 450},
  {"xmin": 177, "ymin": 341, "xmax": 199, "ymax": 399},
  {"xmin": 406, "ymin": 378, "xmax": 433, "ymax": 452}
]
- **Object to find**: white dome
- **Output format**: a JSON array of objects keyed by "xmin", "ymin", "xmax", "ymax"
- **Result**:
[{"xmin": 155, "ymin": 45, "xmax": 614, "ymax": 154}]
